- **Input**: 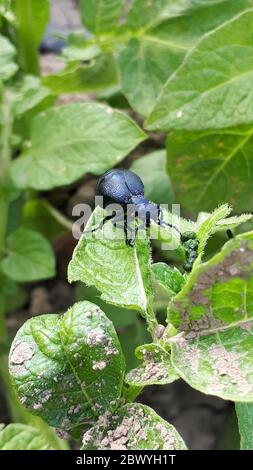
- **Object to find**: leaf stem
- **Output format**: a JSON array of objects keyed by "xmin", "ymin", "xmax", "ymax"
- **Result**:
[{"xmin": 14, "ymin": 0, "xmax": 40, "ymax": 76}]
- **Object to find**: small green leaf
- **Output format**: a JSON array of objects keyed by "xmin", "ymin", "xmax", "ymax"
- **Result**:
[
  {"xmin": 236, "ymin": 402, "xmax": 253, "ymax": 449},
  {"xmin": 126, "ymin": 343, "xmax": 179, "ymax": 387},
  {"xmin": 146, "ymin": 9, "xmax": 253, "ymax": 131},
  {"xmin": 0, "ymin": 34, "xmax": 17, "ymax": 80},
  {"xmin": 152, "ymin": 263, "xmax": 185, "ymax": 296},
  {"xmin": 166, "ymin": 127, "xmax": 253, "ymax": 213},
  {"xmin": 68, "ymin": 207, "xmax": 155, "ymax": 327},
  {"xmin": 169, "ymin": 231, "xmax": 253, "ymax": 400},
  {"xmin": 9, "ymin": 301, "xmax": 125, "ymax": 431},
  {"xmin": 80, "ymin": 0, "xmax": 124, "ymax": 34},
  {"xmin": 11, "ymin": 103, "xmax": 146, "ymax": 190},
  {"xmin": 0, "ymin": 228, "xmax": 55, "ymax": 282},
  {"xmin": 131, "ymin": 150, "xmax": 173, "ymax": 204},
  {"xmin": 0, "ymin": 423, "xmax": 52, "ymax": 450},
  {"xmin": 82, "ymin": 403, "xmax": 187, "ymax": 450}
]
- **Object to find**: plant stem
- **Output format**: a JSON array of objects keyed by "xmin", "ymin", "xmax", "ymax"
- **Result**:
[{"xmin": 14, "ymin": 0, "xmax": 40, "ymax": 76}]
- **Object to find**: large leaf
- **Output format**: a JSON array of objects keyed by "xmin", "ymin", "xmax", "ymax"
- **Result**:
[
  {"xmin": 11, "ymin": 103, "xmax": 146, "ymax": 190},
  {"xmin": 68, "ymin": 207, "xmax": 155, "ymax": 329},
  {"xmin": 0, "ymin": 228, "xmax": 55, "ymax": 282},
  {"xmin": 168, "ymin": 231, "xmax": 253, "ymax": 400},
  {"xmin": 167, "ymin": 127, "xmax": 253, "ymax": 213},
  {"xmin": 82, "ymin": 403, "xmax": 186, "ymax": 450},
  {"xmin": 9, "ymin": 301, "xmax": 125, "ymax": 431},
  {"xmin": 130, "ymin": 150, "xmax": 173, "ymax": 204},
  {"xmin": 0, "ymin": 34, "xmax": 17, "ymax": 80},
  {"xmin": 236, "ymin": 402, "xmax": 253, "ymax": 449},
  {"xmin": 0, "ymin": 423, "xmax": 52, "ymax": 450},
  {"xmin": 146, "ymin": 9, "xmax": 253, "ymax": 131},
  {"xmin": 80, "ymin": 0, "xmax": 124, "ymax": 34},
  {"xmin": 120, "ymin": 0, "xmax": 251, "ymax": 116}
]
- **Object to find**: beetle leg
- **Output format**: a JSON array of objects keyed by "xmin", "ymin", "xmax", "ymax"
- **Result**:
[
  {"xmin": 83, "ymin": 212, "xmax": 117, "ymax": 236},
  {"xmin": 158, "ymin": 207, "xmax": 181, "ymax": 236}
]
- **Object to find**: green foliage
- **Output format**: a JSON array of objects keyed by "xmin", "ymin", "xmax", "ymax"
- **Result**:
[
  {"xmin": 11, "ymin": 103, "xmax": 146, "ymax": 190},
  {"xmin": 1, "ymin": 0, "xmax": 253, "ymax": 452},
  {"xmin": 0, "ymin": 423, "xmax": 52, "ymax": 450},
  {"xmin": 9, "ymin": 301, "xmax": 125, "ymax": 431},
  {"xmin": 0, "ymin": 228, "xmax": 55, "ymax": 282}
]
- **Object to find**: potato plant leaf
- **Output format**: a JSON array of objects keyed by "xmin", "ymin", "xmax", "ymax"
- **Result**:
[
  {"xmin": 152, "ymin": 262, "xmax": 185, "ymax": 296},
  {"xmin": 0, "ymin": 423, "xmax": 52, "ymax": 450},
  {"xmin": 0, "ymin": 228, "xmax": 55, "ymax": 282},
  {"xmin": 168, "ymin": 231, "xmax": 253, "ymax": 400},
  {"xmin": 146, "ymin": 9, "xmax": 253, "ymax": 131},
  {"xmin": 9, "ymin": 301, "xmax": 125, "ymax": 431},
  {"xmin": 166, "ymin": 127, "xmax": 253, "ymax": 213},
  {"xmin": 120, "ymin": 0, "xmax": 251, "ymax": 116},
  {"xmin": 79, "ymin": 0, "xmax": 124, "ymax": 34},
  {"xmin": 68, "ymin": 207, "xmax": 155, "ymax": 329},
  {"xmin": 81, "ymin": 403, "xmax": 186, "ymax": 450},
  {"xmin": 11, "ymin": 103, "xmax": 146, "ymax": 190},
  {"xmin": 126, "ymin": 343, "xmax": 179, "ymax": 387}
]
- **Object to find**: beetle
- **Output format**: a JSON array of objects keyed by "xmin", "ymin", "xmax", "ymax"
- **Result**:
[{"xmin": 85, "ymin": 169, "xmax": 199, "ymax": 271}]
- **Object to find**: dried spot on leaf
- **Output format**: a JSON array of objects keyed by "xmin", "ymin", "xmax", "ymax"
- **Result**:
[
  {"xmin": 126, "ymin": 344, "xmax": 178, "ymax": 386},
  {"xmin": 86, "ymin": 327, "xmax": 106, "ymax": 346},
  {"xmin": 171, "ymin": 238, "xmax": 253, "ymax": 334},
  {"xmin": 82, "ymin": 404, "xmax": 186, "ymax": 450},
  {"xmin": 209, "ymin": 345, "xmax": 253, "ymax": 396},
  {"xmin": 9, "ymin": 340, "xmax": 34, "ymax": 375}
]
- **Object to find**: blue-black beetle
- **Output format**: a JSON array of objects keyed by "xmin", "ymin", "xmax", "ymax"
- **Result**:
[{"xmin": 86, "ymin": 169, "xmax": 199, "ymax": 271}]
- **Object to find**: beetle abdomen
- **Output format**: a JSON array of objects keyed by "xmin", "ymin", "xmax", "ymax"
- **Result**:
[{"xmin": 97, "ymin": 169, "xmax": 144, "ymax": 205}]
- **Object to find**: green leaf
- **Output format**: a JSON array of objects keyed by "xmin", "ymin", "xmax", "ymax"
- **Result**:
[
  {"xmin": 131, "ymin": 150, "xmax": 173, "ymax": 204},
  {"xmin": 0, "ymin": 228, "xmax": 55, "ymax": 282},
  {"xmin": 126, "ymin": 343, "xmax": 179, "ymax": 387},
  {"xmin": 236, "ymin": 402, "xmax": 253, "ymax": 449},
  {"xmin": 169, "ymin": 231, "xmax": 253, "ymax": 400},
  {"xmin": 120, "ymin": 0, "xmax": 251, "ymax": 116},
  {"xmin": 152, "ymin": 262, "xmax": 185, "ymax": 296},
  {"xmin": 68, "ymin": 207, "xmax": 155, "ymax": 328},
  {"xmin": 119, "ymin": 37, "xmax": 184, "ymax": 117},
  {"xmin": 43, "ymin": 55, "xmax": 118, "ymax": 94},
  {"xmin": 0, "ymin": 34, "xmax": 17, "ymax": 80},
  {"xmin": 11, "ymin": 103, "xmax": 146, "ymax": 190},
  {"xmin": 0, "ymin": 423, "xmax": 52, "ymax": 450},
  {"xmin": 80, "ymin": 0, "xmax": 124, "ymax": 34},
  {"xmin": 125, "ymin": 0, "xmax": 234, "ymax": 31},
  {"xmin": 9, "ymin": 301, "xmax": 125, "ymax": 431},
  {"xmin": 167, "ymin": 127, "xmax": 253, "ymax": 213},
  {"xmin": 13, "ymin": 75, "xmax": 51, "ymax": 117},
  {"xmin": 146, "ymin": 9, "xmax": 253, "ymax": 131},
  {"xmin": 82, "ymin": 403, "xmax": 187, "ymax": 450}
]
